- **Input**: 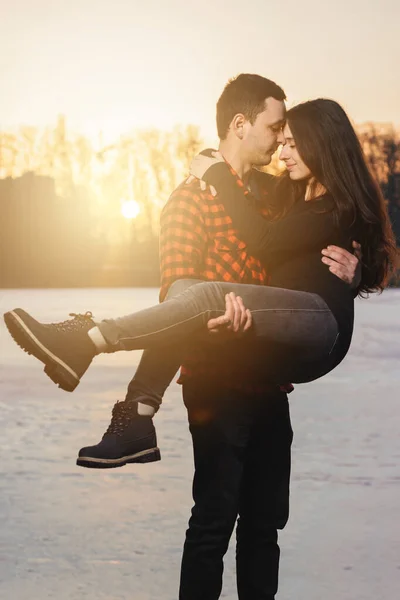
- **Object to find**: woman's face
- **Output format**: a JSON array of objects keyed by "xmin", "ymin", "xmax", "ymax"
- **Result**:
[{"xmin": 279, "ymin": 124, "xmax": 312, "ymax": 181}]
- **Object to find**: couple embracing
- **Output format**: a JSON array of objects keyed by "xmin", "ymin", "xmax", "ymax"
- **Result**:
[{"xmin": 4, "ymin": 74, "xmax": 395, "ymax": 599}]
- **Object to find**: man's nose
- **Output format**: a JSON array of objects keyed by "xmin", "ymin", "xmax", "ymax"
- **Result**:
[{"xmin": 276, "ymin": 130, "xmax": 285, "ymax": 145}]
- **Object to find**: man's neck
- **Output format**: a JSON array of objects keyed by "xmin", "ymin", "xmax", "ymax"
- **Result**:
[{"xmin": 218, "ymin": 141, "xmax": 252, "ymax": 183}]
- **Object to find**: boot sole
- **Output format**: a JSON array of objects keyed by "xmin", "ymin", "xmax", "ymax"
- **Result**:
[
  {"xmin": 3, "ymin": 310, "xmax": 80, "ymax": 392},
  {"xmin": 76, "ymin": 447, "xmax": 161, "ymax": 469}
]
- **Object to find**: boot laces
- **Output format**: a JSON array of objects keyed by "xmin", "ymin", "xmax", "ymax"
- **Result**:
[
  {"xmin": 52, "ymin": 311, "xmax": 94, "ymax": 333},
  {"xmin": 105, "ymin": 401, "xmax": 134, "ymax": 437}
]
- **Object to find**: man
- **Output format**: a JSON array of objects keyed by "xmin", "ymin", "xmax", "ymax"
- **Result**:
[{"xmin": 78, "ymin": 75, "xmax": 360, "ymax": 598}]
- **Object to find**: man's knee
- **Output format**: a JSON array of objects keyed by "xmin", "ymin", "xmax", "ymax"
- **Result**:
[
  {"xmin": 237, "ymin": 500, "xmax": 290, "ymax": 534},
  {"xmin": 187, "ymin": 503, "xmax": 238, "ymax": 542},
  {"xmin": 236, "ymin": 515, "xmax": 287, "ymax": 542}
]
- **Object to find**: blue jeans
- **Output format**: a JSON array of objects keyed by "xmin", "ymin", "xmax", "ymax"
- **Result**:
[
  {"xmin": 125, "ymin": 279, "xmax": 213, "ymax": 409},
  {"xmin": 97, "ymin": 279, "xmax": 342, "ymax": 405}
]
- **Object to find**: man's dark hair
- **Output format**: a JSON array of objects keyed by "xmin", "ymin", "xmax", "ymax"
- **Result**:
[{"xmin": 216, "ymin": 74, "xmax": 286, "ymax": 140}]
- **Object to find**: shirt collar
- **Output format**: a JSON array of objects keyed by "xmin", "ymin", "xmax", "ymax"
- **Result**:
[{"xmin": 223, "ymin": 157, "xmax": 263, "ymax": 202}]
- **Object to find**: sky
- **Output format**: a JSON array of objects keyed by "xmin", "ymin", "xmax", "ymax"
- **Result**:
[{"xmin": 1, "ymin": 0, "xmax": 400, "ymax": 143}]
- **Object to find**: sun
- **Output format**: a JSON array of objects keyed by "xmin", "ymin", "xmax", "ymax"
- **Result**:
[{"xmin": 121, "ymin": 200, "xmax": 141, "ymax": 219}]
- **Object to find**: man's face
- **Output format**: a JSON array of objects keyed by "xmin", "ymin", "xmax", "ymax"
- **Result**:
[{"xmin": 242, "ymin": 97, "xmax": 286, "ymax": 166}]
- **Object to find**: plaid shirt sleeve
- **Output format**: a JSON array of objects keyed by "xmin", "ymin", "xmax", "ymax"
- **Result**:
[{"xmin": 159, "ymin": 185, "xmax": 208, "ymax": 302}]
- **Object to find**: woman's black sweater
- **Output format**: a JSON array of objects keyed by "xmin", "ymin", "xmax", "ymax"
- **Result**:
[{"xmin": 203, "ymin": 164, "xmax": 356, "ymax": 361}]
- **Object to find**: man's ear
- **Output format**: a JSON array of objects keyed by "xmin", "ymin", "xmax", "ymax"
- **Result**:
[{"xmin": 231, "ymin": 114, "xmax": 246, "ymax": 140}]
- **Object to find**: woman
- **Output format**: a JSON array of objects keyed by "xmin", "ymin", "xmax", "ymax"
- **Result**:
[{"xmin": 4, "ymin": 99, "xmax": 396, "ymax": 400}]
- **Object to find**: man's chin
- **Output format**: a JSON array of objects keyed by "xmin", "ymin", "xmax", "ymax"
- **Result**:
[{"xmin": 254, "ymin": 154, "xmax": 272, "ymax": 167}]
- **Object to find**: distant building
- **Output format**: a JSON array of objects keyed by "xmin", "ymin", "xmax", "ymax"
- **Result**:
[{"xmin": 0, "ymin": 173, "xmax": 160, "ymax": 288}]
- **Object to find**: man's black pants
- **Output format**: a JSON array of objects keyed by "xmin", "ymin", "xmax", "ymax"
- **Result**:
[{"xmin": 179, "ymin": 379, "xmax": 293, "ymax": 600}]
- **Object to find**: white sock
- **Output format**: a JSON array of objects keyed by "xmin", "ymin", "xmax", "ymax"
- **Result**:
[
  {"xmin": 87, "ymin": 326, "xmax": 109, "ymax": 354},
  {"xmin": 137, "ymin": 403, "xmax": 156, "ymax": 417}
]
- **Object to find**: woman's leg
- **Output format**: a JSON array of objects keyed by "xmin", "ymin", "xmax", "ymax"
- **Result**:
[
  {"xmin": 4, "ymin": 281, "xmax": 340, "ymax": 391},
  {"xmin": 93, "ymin": 281, "xmax": 339, "ymax": 383}
]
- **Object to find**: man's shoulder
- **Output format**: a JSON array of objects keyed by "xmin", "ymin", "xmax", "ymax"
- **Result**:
[
  {"xmin": 172, "ymin": 176, "xmax": 211, "ymax": 198},
  {"xmin": 162, "ymin": 178, "xmax": 210, "ymax": 213}
]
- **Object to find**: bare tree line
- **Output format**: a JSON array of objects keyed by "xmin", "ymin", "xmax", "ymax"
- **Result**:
[
  {"xmin": 0, "ymin": 117, "xmax": 203, "ymax": 242},
  {"xmin": 1, "ymin": 116, "xmax": 399, "ymax": 212},
  {"xmin": 0, "ymin": 118, "xmax": 398, "ymax": 288}
]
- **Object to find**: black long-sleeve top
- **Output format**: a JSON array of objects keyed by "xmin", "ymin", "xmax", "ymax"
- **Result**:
[{"xmin": 202, "ymin": 163, "xmax": 356, "ymax": 360}]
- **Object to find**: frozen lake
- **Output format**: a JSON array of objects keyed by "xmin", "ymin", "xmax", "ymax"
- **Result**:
[{"xmin": 0, "ymin": 287, "xmax": 399, "ymax": 600}]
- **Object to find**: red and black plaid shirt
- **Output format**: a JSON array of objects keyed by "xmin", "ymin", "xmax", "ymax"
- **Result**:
[{"xmin": 159, "ymin": 164, "xmax": 293, "ymax": 394}]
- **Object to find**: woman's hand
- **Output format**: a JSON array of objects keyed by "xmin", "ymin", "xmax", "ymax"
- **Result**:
[
  {"xmin": 190, "ymin": 149, "xmax": 224, "ymax": 180},
  {"xmin": 185, "ymin": 150, "xmax": 225, "ymax": 196},
  {"xmin": 321, "ymin": 241, "xmax": 362, "ymax": 288},
  {"xmin": 207, "ymin": 292, "xmax": 252, "ymax": 338}
]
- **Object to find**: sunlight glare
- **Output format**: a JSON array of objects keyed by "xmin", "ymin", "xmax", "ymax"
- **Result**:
[{"xmin": 121, "ymin": 200, "xmax": 140, "ymax": 219}]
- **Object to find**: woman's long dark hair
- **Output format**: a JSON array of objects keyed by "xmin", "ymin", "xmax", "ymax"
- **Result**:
[{"xmin": 274, "ymin": 98, "xmax": 397, "ymax": 296}]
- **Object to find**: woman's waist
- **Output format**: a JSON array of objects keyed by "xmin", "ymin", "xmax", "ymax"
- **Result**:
[{"xmin": 271, "ymin": 263, "xmax": 354, "ymax": 314}]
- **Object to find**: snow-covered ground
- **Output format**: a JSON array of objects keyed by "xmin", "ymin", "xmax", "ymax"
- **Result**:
[{"xmin": 0, "ymin": 288, "xmax": 399, "ymax": 600}]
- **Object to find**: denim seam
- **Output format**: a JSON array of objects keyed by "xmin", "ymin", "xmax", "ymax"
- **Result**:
[
  {"xmin": 110, "ymin": 310, "xmax": 226, "ymax": 346},
  {"xmin": 250, "ymin": 308, "xmax": 331, "ymax": 313},
  {"xmin": 328, "ymin": 332, "xmax": 340, "ymax": 355},
  {"xmin": 109, "ymin": 308, "xmax": 331, "ymax": 346}
]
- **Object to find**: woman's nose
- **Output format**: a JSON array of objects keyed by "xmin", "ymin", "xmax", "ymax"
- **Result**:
[{"xmin": 279, "ymin": 146, "xmax": 289, "ymax": 161}]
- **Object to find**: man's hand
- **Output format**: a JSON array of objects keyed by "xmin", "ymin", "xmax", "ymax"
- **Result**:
[
  {"xmin": 321, "ymin": 241, "xmax": 362, "ymax": 289},
  {"xmin": 207, "ymin": 292, "xmax": 252, "ymax": 338}
]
